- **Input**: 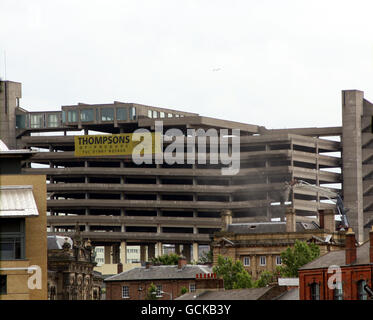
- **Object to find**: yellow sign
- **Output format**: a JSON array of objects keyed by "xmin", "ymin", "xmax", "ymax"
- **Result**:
[{"xmin": 74, "ymin": 133, "xmax": 161, "ymax": 157}]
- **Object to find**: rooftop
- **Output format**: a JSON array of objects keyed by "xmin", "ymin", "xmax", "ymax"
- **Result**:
[
  {"xmin": 104, "ymin": 264, "xmax": 212, "ymax": 282},
  {"xmin": 299, "ymin": 240, "xmax": 370, "ymax": 270},
  {"xmin": 226, "ymin": 221, "xmax": 320, "ymax": 234}
]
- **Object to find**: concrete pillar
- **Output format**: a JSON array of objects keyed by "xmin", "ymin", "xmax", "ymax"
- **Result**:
[
  {"xmin": 112, "ymin": 244, "xmax": 120, "ymax": 264},
  {"xmin": 175, "ymin": 244, "xmax": 181, "ymax": 255},
  {"xmin": 104, "ymin": 246, "xmax": 112, "ymax": 264},
  {"xmin": 192, "ymin": 243, "xmax": 199, "ymax": 262},
  {"xmin": 120, "ymin": 241, "xmax": 127, "ymax": 264},
  {"xmin": 156, "ymin": 242, "xmax": 162, "ymax": 257},
  {"xmin": 148, "ymin": 243, "xmax": 156, "ymax": 259},
  {"xmin": 342, "ymin": 90, "xmax": 364, "ymax": 243},
  {"xmin": 183, "ymin": 244, "xmax": 191, "ymax": 262},
  {"xmin": 140, "ymin": 245, "xmax": 147, "ymax": 263}
]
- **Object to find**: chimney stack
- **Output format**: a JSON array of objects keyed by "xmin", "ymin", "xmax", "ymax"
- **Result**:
[
  {"xmin": 345, "ymin": 228, "xmax": 357, "ymax": 265},
  {"xmin": 117, "ymin": 262, "xmax": 123, "ymax": 274},
  {"xmin": 285, "ymin": 208, "xmax": 296, "ymax": 233},
  {"xmin": 322, "ymin": 209, "xmax": 335, "ymax": 232},
  {"xmin": 370, "ymin": 226, "xmax": 373, "ymax": 264},
  {"xmin": 221, "ymin": 209, "xmax": 232, "ymax": 231},
  {"xmin": 178, "ymin": 256, "xmax": 187, "ymax": 269}
]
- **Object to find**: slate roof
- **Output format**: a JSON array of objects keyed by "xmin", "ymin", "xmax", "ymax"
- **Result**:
[
  {"xmin": 104, "ymin": 265, "xmax": 212, "ymax": 282},
  {"xmin": 226, "ymin": 221, "xmax": 319, "ymax": 234},
  {"xmin": 299, "ymin": 240, "xmax": 370, "ymax": 270},
  {"xmin": 274, "ymin": 288, "xmax": 299, "ymax": 300},
  {"xmin": 176, "ymin": 287, "xmax": 273, "ymax": 300}
]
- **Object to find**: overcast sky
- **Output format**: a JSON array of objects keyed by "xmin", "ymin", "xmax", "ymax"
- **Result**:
[{"xmin": 1, "ymin": 0, "xmax": 373, "ymax": 129}]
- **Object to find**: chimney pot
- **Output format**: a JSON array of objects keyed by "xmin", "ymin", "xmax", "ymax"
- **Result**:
[
  {"xmin": 117, "ymin": 263, "xmax": 123, "ymax": 274},
  {"xmin": 178, "ymin": 256, "xmax": 187, "ymax": 269}
]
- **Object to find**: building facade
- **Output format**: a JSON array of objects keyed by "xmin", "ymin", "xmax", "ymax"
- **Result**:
[
  {"xmin": 212, "ymin": 209, "xmax": 345, "ymax": 280},
  {"xmin": 0, "ymin": 141, "xmax": 47, "ymax": 300},
  {"xmin": 298, "ymin": 227, "xmax": 373, "ymax": 300},
  {"xmin": 47, "ymin": 230, "xmax": 103, "ymax": 300}
]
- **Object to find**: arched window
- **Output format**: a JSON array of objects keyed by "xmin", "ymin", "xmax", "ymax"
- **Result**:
[
  {"xmin": 310, "ymin": 282, "xmax": 320, "ymax": 300},
  {"xmin": 357, "ymin": 280, "xmax": 368, "ymax": 300},
  {"xmin": 333, "ymin": 282, "xmax": 343, "ymax": 300}
]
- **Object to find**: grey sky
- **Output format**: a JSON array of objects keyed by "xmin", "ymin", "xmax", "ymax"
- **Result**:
[{"xmin": 1, "ymin": 0, "xmax": 373, "ymax": 129}]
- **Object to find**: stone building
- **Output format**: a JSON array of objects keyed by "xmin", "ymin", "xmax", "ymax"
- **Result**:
[
  {"xmin": 212, "ymin": 209, "xmax": 345, "ymax": 280},
  {"xmin": 47, "ymin": 228, "xmax": 103, "ymax": 300},
  {"xmin": 298, "ymin": 227, "xmax": 373, "ymax": 300}
]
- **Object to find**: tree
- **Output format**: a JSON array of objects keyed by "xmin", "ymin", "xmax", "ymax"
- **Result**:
[
  {"xmin": 146, "ymin": 283, "xmax": 158, "ymax": 300},
  {"xmin": 150, "ymin": 253, "xmax": 180, "ymax": 265},
  {"xmin": 254, "ymin": 271, "xmax": 276, "ymax": 288},
  {"xmin": 180, "ymin": 286, "xmax": 188, "ymax": 295},
  {"xmin": 213, "ymin": 255, "xmax": 253, "ymax": 290},
  {"xmin": 278, "ymin": 240, "xmax": 320, "ymax": 277}
]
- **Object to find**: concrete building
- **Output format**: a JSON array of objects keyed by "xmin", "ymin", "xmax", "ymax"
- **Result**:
[
  {"xmin": 298, "ymin": 227, "xmax": 373, "ymax": 300},
  {"xmin": 0, "ymin": 140, "xmax": 47, "ymax": 300},
  {"xmin": 1, "ymin": 80, "xmax": 373, "ymax": 265},
  {"xmin": 212, "ymin": 209, "xmax": 345, "ymax": 280}
]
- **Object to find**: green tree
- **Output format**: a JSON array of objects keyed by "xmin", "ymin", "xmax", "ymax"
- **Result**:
[
  {"xmin": 146, "ymin": 283, "xmax": 158, "ymax": 300},
  {"xmin": 279, "ymin": 240, "xmax": 320, "ymax": 277},
  {"xmin": 254, "ymin": 271, "xmax": 276, "ymax": 288},
  {"xmin": 180, "ymin": 286, "xmax": 188, "ymax": 295},
  {"xmin": 213, "ymin": 255, "xmax": 253, "ymax": 290},
  {"xmin": 150, "ymin": 253, "xmax": 180, "ymax": 265}
]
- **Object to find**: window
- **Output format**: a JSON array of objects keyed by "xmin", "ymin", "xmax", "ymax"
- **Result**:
[
  {"xmin": 80, "ymin": 109, "xmax": 94, "ymax": 122},
  {"xmin": 334, "ymin": 282, "xmax": 343, "ymax": 300},
  {"xmin": 147, "ymin": 110, "xmax": 153, "ymax": 118},
  {"xmin": 310, "ymin": 282, "xmax": 320, "ymax": 300},
  {"xmin": 357, "ymin": 280, "xmax": 368, "ymax": 300},
  {"xmin": 0, "ymin": 219, "xmax": 25, "ymax": 260},
  {"xmin": 0, "ymin": 275, "xmax": 6, "ymax": 295},
  {"xmin": 101, "ymin": 108, "xmax": 114, "ymax": 121},
  {"xmin": 47, "ymin": 113, "xmax": 59, "ymax": 127},
  {"xmin": 156, "ymin": 285, "xmax": 162, "ymax": 297},
  {"xmin": 30, "ymin": 114, "xmax": 44, "ymax": 128},
  {"xmin": 122, "ymin": 286, "xmax": 129, "ymax": 298},
  {"xmin": 276, "ymin": 256, "xmax": 282, "ymax": 265},
  {"xmin": 129, "ymin": 107, "xmax": 136, "ymax": 120},
  {"xmin": 68, "ymin": 110, "xmax": 78, "ymax": 122},
  {"xmin": 189, "ymin": 283, "xmax": 196, "ymax": 293},
  {"xmin": 116, "ymin": 107, "xmax": 127, "ymax": 121},
  {"xmin": 167, "ymin": 113, "xmax": 173, "ymax": 118},
  {"xmin": 16, "ymin": 114, "xmax": 26, "ymax": 129},
  {"xmin": 243, "ymin": 256, "xmax": 250, "ymax": 266},
  {"xmin": 259, "ymin": 256, "xmax": 266, "ymax": 266},
  {"xmin": 160, "ymin": 112, "xmax": 165, "ymax": 118},
  {"xmin": 62, "ymin": 110, "xmax": 66, "ymax": 123},
  {"xmin": 153, "ymin": 110, "xmax": 158, "ymax": 118},
  {"xmin": 175, "ymin": 114, "xmax": 180, "ymax": 118}
]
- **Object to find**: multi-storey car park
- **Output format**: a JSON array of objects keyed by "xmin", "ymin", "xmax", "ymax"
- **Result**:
[{"xmin": 1, "ymin": 80, "xmax": 372, "ymax": 264}]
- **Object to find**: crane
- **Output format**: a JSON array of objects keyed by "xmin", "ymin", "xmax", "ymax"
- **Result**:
[{"xmin": 286, "ymin": 179, "xmax": 350, "ymax": 230}]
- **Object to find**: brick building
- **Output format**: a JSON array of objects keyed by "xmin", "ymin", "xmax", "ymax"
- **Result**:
[
  {"xmin": 298, "ymin": 227, "xmax": 373, "ymax": 300},
  {"xmin": 212, "ymin": 208, "xmax": 345, "ymax": 280},
  {"xmin": 104, "ymin": 257, "xmax": 222, "ymax": 300}
]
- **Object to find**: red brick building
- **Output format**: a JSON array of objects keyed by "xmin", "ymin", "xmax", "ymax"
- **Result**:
[
  {"xmin": 104, "ymin": 257, "xmax": 223, "ymax": 300},
  {"xmin": 299, "ymin": 227, "xmax": 373, "ymax": 300}
]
